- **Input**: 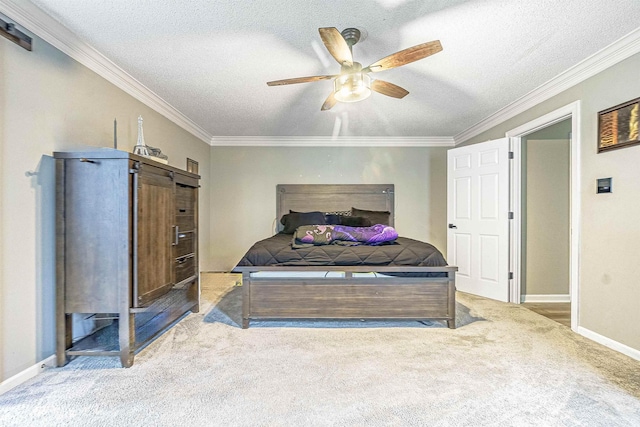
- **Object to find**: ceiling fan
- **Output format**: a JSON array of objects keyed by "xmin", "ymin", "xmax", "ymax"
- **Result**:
[{"xmin": 267, "ymin": 27, "xmax": 443, "ymax": 111}]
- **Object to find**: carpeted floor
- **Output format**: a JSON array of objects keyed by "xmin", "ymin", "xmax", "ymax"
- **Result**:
[{"xmin": 1, "ymin": 273, "xmax": 639, "ymax": 426}]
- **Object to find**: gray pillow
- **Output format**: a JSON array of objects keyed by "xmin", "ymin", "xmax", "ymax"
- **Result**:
[
  {"xmin": 280, "ymin": 211, "xmax": 326, "ymax": 234},
  {"xmin": 339, "ymin": 216, "xmax": 372, "ymax": 227},
  {"xmin": 351, "ymin": 207, "xmax": 391, "ymax": 226}
]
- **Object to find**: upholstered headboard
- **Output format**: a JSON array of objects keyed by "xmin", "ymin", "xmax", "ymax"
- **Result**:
[{"xmin": 276, "ymin": 184, "xmax": 395, "ymax": 229}]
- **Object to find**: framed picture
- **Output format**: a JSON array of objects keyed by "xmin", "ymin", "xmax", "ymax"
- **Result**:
[
  {"xmin": 186, "ymin": 158, "xmax": 199, "ymax": 174},
  {"xmin": 597, "ymin": 97, "xmax": 640, "ymax": 153}
]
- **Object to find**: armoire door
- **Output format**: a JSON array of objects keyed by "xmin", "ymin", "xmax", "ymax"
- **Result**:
[{"xmin": 134, "ymin": 165, "xmax": 175, "ymax": 306}]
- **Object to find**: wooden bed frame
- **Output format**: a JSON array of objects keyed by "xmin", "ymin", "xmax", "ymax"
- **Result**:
[{"xmin": 233, "ymin": 184, "xmax": 457, "ymax": 329}]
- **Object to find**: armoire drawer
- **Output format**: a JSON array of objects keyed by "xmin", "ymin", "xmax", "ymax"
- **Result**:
[
  {"xmin": 176, "ymin": 215, "xmax": 195, "ymax": 231},
  {"xmin": 176, "ymin": 185, "xmax": 195, "ymax": 215},
  {"xmin": 175, "ymin": 255, "xmax": 196, "ymax": 283},
  {"xmin": 175, "ymin": 231, "xmax": 195, "ymax": 258}
]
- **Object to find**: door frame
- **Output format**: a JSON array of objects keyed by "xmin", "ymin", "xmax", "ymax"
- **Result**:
[{"xmin": 505, "ymin": 101, "xmax": 581, "ymax": 331}]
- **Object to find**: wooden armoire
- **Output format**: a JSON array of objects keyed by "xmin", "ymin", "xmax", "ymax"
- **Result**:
[{"xmin": 54, "ymin": 149, "xmax": 199, "ymax": 367}]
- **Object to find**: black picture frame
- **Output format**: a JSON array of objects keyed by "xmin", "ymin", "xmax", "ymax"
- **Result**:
[{"xmin": 597, "ymin": 97, "xmax": 640, "ymax": 153}]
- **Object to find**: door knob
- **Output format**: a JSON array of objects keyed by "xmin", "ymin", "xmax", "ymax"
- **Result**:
[{"xmin": 448, "ymin": 224, "xmax": 457, "ymax": 229}]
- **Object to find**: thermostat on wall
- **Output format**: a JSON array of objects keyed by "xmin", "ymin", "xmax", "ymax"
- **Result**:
[{"xmin": 597, "ymin": 177, "xmax": 612, "ymax": 194}]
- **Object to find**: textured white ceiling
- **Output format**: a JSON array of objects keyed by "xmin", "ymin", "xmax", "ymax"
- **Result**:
[{"xmin": 29, "ymin": 0, "xmax": 640, "ymax": 138}]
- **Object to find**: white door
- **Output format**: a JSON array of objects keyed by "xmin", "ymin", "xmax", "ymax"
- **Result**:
[{"xmin": 447, "ymin": 138, "xmax": 510, "ymax": 302}]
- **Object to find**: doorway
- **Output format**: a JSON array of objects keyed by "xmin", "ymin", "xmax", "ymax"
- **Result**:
[
  {"xmin": 520, "ymin": 120, "xmax": 572, "ymax": 326},
  {"xmin": 506, "ymin": 101, "xmax": 581, "ymax": 331},
  {"xmin": 521, "ymin": 119, "xmax": 571, "ymax": 299}
]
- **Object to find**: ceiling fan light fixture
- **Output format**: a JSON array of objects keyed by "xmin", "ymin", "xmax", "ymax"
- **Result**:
[{"xmin": 334, "ymin": 72, "xmax": 371, "ymax": 103}]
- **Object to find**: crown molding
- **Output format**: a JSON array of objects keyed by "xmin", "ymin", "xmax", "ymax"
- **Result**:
[
  {"xmin": 454, "ymin": 27, "xmax": 640, "ymax": 145},
  {"xmin": 210, "ymin": 136, "xmax": 455, "ymax": 147},
  {"xmin": 0, "ymin": 0, "xmax": 213, "ymax": 144}
]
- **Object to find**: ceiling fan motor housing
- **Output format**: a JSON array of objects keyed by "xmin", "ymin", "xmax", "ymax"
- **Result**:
[{"xmin": 342, "ymin": 61, "xmax": 362, "ymax": 73}]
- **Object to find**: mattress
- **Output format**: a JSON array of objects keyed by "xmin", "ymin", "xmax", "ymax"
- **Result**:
[{"xmin": 236, "ymin": 233, "xmax": 448, "ymax": 275}]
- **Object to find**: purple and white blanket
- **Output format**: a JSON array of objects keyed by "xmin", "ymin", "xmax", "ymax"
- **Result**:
[{"xmin": 292, "ymin": 224, "xmax": 398, "ymax": 248}]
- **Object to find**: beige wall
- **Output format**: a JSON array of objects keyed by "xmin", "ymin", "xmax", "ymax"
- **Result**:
[
  {"xmin": 209, "ymin": 146, "xmax": 448, "ymax": 271},
  {"xmin": 0, "ymin": 35, "xmax": 211, "ymax": 381},
  {"xmin": 522, "ymin": 138, "xmax": 570, "ymax": 296},
  {"xmin": 464, "ymin": 52, "xmax": 640, "ymax": 352}
]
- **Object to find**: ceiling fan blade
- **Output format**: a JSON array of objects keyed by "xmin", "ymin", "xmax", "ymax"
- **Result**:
[
  {"xmin": 321, "ymin": 92, "xmax": 337, "ymax": 111},
  {"xmin": 267, "ymin": 75, "xmax": 337, "ymax": 86},
  {"xmin": 371, "ymin": 80, "xmax": 409, "ymax": 99},
  {"xmin": 319, "ymin": 27, "xmax": 353, "ymax": 67},
  {"xmin": 365, "ymin": 40, "xmax": 442, "ymax": 73}
]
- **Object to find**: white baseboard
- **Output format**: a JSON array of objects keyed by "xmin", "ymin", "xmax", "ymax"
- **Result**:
[
  {"xmin": 521, "ymin": 294, "xmax": 571, "ymax": 303},
  {"xmin": 0, "ymin": 354, "xmax": 56, "ymax": 395},
  {"xmin": 577, "ymin": 327, "xmax": 640, "ymax": 362}
]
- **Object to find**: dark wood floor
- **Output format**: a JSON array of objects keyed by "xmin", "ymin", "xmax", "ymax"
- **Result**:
[{"xmin": 522, "ymin": 302, "xmax": 571, "ymax": 327}]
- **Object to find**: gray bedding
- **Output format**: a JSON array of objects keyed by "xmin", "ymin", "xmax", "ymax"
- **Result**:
[{"xmin": 235, "ymin": 233, "xmax": 448, "ymax": 274}]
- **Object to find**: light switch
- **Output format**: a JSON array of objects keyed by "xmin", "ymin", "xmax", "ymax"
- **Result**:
[{"xmin": 597, "ymin": 177, "xmax": 612, "ymax": 194}]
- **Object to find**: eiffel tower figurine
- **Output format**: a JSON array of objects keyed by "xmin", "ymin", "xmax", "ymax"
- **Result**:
[{"xmin": 132, "ymin": 115, "xmax": 150, "ymax": 156}]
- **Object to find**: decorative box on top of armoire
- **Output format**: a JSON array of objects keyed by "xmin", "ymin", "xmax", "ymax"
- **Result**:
[{"xmin": 54, "ymin": 149, "xmax": 200, "ymax": 367}]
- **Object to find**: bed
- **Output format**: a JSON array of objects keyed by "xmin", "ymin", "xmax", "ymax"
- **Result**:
[{"xmin": 232, "ymin": 184, "xmax": 457, "ymax": 328}]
